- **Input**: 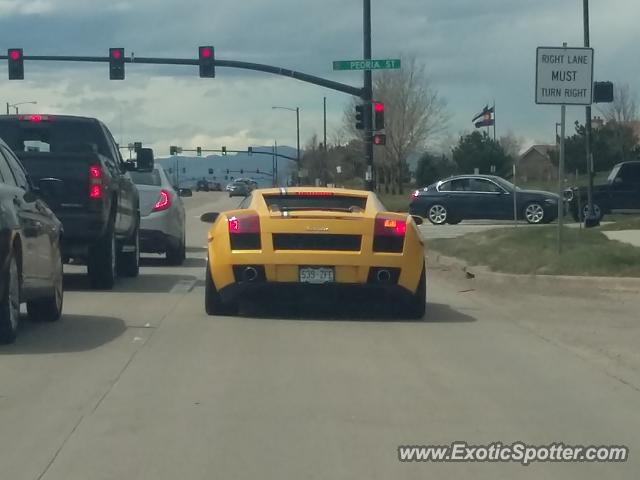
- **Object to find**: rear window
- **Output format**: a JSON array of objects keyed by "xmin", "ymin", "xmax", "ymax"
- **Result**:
[
  {"xmin": 0, "ymin": 118, "xmax": 110, "ymax": 158},
  {"xmin": 263, "ymin": 194, "xmax": 367, "ymax": 211},
  {"xmin": 129, "ymin": 170, "xmax": 162, "ymax": 186}
]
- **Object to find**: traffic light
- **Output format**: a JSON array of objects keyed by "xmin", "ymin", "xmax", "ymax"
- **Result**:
[
  {"xmin": 373, "ymin": 102, "xmax": 385, "ymax": 130},
  {"xmin": 198, "ymin": 46, "xmax": 215, "ymax": 78},
  {"xmin": 594, "ymin": 81, "xmax": 614, "ymax": 103},
  {"xmin": 7, "ymin": 48, "xmax": 24, "ymax": 80},
  {"xmin": 222, "ymin": 146, "xmax": 227, "ymax": 155},
  {"xmin": 256, "ymin": 168, "xmax": 260, "ymax": 173},
  {"xmin": 240, "ymin": 169, "xmax": 244, "ymax": 174},
  {"xmin": 226, "ymin": 169, "xmax": 229, "ymax": 174},
  {"xmin": 355, "ymin": 104, "xmax": 365, "ymax": 130},
  {"xmin": 208, "ymin": 168, "xmax": 214, "ymax": 174},
  {"xmin": 197, "ymin": 147, "xmax": 202, "ymax": 156},
  {"xmin": 373, "ymin": 133, "xmax": 386, "ymax": 146},
  {"xmin": 109, "ymin": 48, "xmax": 125, "ymax": 80},
  {"xmin": 248, "ymin": 147, "xmax": 253, "ymax": 155},
  {"xmin": 133, "ymin": 142, "xmax": 142, "ymax": 151},
  {"xmin": 170, "ymin": 146, "xmax": 178, "ymax": 155}
]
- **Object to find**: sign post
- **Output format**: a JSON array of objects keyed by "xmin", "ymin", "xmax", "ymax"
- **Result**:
[{"xmin": 536, "ymin": 43, "xmax": 593, "ymax": 253}]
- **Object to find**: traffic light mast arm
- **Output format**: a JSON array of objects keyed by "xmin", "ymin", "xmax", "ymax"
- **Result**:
[
  {"xmin": 179, "ymin": 148, "xmax": 298, "ymax": 162},
  {"xmin": 2, "ymin": 54, "xmax": 364, "ymax": 97}
]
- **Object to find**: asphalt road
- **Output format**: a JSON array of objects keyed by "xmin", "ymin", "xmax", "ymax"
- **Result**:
[{"xmin": 1, "ymin": 192, "xmax": 638, "ymax": 480}]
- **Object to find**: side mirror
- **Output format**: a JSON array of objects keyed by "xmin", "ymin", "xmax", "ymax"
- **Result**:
[
  {"xmin": 179, "ymin": 188, "xmax": 193, "ymax": 197},
  {"xmin": 136, "ymin": 148, "xmax": 154, "ymax": 172},
  {"xmin": 200, "ymin": 212, "xmax": 219, "ymax": 223},
  {"xmin": 411, "ymin": 215, "xmax": 424, "ymax": 226},
  {"xmin": 38, "ymin": 177, "xmax": 66, "ymax": 198},
  {"xmin": 123, "ymin": 161, "xmax": 137, "ymax": 172}
]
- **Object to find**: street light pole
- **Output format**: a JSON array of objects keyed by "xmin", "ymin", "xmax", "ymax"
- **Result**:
[
  {"xmin": 6, "ymin": 100, "xmax": 37, "ymax": 115},
  {"xmin": 296, "ymin": 107, "xmax": 300, "ymax": 184}
]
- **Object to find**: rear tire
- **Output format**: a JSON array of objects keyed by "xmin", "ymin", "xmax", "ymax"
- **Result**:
[
  {"xmin": 205, "ymin": 259, "xmax": 237, "ymax": 316},
  {"xmin": 88, "ymin": 224, "xmax": 117, "ymax": 290},
  {"xmin": 0, "ymin": 254, "xmax": 21, "ymax": 344},
  {"xmin": 117, "ymin": 224, "xmax": 140, "ymax": 277},
  {"xmin": 27, "ymin": 252, "xmax": 63, "ymax": 322},
  {"xmin": 427, "ymin": 204, "xmax": 448, "ymax": 225},
  {"xmin": 405, "ymin": 263, "xmax": 426, "ymax": 319}
]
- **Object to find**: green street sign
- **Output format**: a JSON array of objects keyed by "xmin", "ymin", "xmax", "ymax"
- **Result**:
[{"xmin": 333, "ymin": 59, "xmax": 401, "ymax": 71}]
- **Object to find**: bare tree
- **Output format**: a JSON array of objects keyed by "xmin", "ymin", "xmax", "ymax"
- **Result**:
[
  {"xmin": 499, "ymin": 131, "xmax": 525, "ymax": 161},
  {"xmin": 600, "ymin": 84, "xmax": 638, "ymax": 123},
  {"xmin": 343, "ymin": 56, "xmax": 448, "ymax": 193}
]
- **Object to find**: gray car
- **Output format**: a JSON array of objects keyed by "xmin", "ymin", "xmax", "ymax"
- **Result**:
[
  {"xmin": 228, "ymin": 180, "xmax": 250, "ymax": 197},
  {"xmin": 129, "ymin": 166, "xmax": 187, "ymax": 265}
]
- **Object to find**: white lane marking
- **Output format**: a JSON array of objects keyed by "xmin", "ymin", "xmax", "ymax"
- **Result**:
[{"xmin": 170, "ymin": 279, "xmax": 198, "ymax": 295}]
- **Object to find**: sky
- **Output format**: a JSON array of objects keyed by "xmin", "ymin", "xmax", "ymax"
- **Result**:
[{"xmin": 1, "ymin": 0, "xmax": 638, "ymax": 157}]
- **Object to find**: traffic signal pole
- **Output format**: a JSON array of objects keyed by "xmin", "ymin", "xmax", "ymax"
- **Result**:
[
  {"xmin": 363, "ymin": 0, "xmax": 374, "ymax": 191},
  {"xmin": 583, "ymin": 0, "xmax": 598, "ymax": 227}
]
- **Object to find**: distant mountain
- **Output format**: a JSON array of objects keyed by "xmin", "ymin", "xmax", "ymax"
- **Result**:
[{"xmin": 156, "ymin": 146, "xmax": 298, "ymax": 188}]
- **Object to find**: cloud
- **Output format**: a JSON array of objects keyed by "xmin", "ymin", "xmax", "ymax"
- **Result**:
[{"xmin": 1, "ymin": 0, "xmax": 638, "ymax": 154}]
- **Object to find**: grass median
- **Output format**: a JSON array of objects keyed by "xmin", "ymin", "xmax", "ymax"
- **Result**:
[
  {"xmin": 600, "ymin": 216, "xmax": 640, "ymax": 231},
  {"xmin": 429, "ymin": 226, "xmax": 640, "ymax": 277}
]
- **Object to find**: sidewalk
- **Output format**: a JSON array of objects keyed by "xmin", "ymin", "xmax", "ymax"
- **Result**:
[{"xmin": 603, "ymin": 230, "xmax": 640, "ymax": 248}]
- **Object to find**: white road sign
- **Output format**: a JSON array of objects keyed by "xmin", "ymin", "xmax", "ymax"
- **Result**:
[{"xmin": 536, "ymin": 46, "xmax": 594, "ymax": 105}]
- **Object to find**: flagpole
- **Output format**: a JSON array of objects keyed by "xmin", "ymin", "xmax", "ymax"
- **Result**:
[{"xmin": 493, "ymin": 101, "xmax": 496, "ymax": 141}]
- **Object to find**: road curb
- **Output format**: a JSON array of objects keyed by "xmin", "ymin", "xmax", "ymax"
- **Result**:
[{"xmin": 428, "ymin": 249, "xmax": 640, "ymax": 293}]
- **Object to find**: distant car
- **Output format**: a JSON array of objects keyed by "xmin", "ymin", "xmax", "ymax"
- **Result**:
[
  {"xmin": 210, "ymin": 182, "xmax": 223, "ymax": 191},
  {"xmin": 228, "ymin": 181, "xmax": 250, "ymax": 197},
  {"xmin": 200, "ymin": 187, "xmax": 426, "ymax": 318},
  {"xmin": 566, "ymin": 161, "xmax": 640, "ymax": 222},
  {"xmin": 0, "ymin": 138, "xmax": 64, "ymax": 344},
  {"xmin": 409, "ymin": 174, "xmax": 559, "ymax": 225},
  {"xmin": 235, "ymin": 178, "xmax": 258, "ymax": 191},
  {"xmin": 196, "ymin": 179, "xmax": 210, "ymax": 192},
  {"xmin": 129, "ymin": 166, "xmax": 187, "ymax": 265}
]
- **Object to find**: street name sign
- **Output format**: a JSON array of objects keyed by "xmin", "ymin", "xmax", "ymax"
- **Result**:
[
  {"xmin": 536, "ymin": 46, "xmax": 594, "ymax": 105},
  {"xmin": 333, "ymin": 59, "xmax": 401, "ymax": 71}
]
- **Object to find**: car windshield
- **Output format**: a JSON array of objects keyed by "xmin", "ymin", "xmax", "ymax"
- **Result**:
[{"xmin": 129, "ymin": 170, "xmax": 162, "ymax": 186}]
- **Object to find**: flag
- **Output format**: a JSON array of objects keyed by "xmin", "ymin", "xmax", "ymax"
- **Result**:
[{"xmin": 473, "ymin": 105, "xmax": 495, "ymax": 128}]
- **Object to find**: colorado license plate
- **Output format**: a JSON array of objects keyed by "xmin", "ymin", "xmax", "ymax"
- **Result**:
[{"xmin": 299, "ymin": 267, "xmax": 334, "ymax": 284}]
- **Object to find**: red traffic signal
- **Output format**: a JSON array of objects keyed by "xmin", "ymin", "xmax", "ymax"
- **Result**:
[
  {"xmin": 8, "ymin": 48, "xmax": 24, "ymax": 80},
  {"xmin": 109, "ymin": 48, "xmax": 125, "ymax": 80},
  {"xmin": 373, "ymin": 133, "xmax": 386, "ymax": 146},
  {"xmin": 199, "ymin": 46, "xmax": 215, "ymax": 78},
  {"xmin": 373, "ymin": 101, "xmax": 385, "ymax": 130}
]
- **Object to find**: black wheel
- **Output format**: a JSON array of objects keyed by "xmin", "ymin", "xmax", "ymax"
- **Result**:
[
  {"xmin": 27, "ymin": 250, "xmax": 63, "ymax": 322},
  {"xmin": 88, "ymin": 224, "xmax": 117, "ymax": 290},
  {"xmin": 166, "ymin": 232, "xmax": 186, "ymax": 266},
  {"xmin": 524, "ymin": 202, "xmax": 546, "ymax": 224},
  {"xmin": 205, "ymin": 259, "xmax": 237, "ymax": 316},
  {"xmin": 0, "ymin": 254, "xmax": 21, "ymax": 344},
  {"xmin": 117, "ymin": 224, "xmax": 140, "ymax": 277},
  {"xmin": 405, "ymin": 263, "xmax": 426, "ymax": 319},
  {"xmin": 581, "ymin": 203, "xmax": 604, "ymax": 222},
  {"xmin": 427, "ymin": 204, "xmax": 448, "ymax": 225}
]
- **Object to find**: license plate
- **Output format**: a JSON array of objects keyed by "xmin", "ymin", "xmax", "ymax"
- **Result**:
[{"xmin": 299, "ymin": 267, "xmax": 334, "ymax": 284}]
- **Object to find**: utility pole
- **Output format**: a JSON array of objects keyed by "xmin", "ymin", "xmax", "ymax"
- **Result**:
[
  {"xmin": 323, "ymin": 97, "xmax": 327, "ymax": 151},
  {"xmin": 5, "ymin": 103, "xmax": 9, "ymax": 115},
  {"xmin": 583, "ymin": 0, "xmax": 598, "ymax": 227},
  {"xmin": 363, "ymin": 0, "xmax": 374, "ymax": 191}
]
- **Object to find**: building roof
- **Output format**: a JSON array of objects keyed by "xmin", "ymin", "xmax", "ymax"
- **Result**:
[{"xmin": 520, "ymin": 144, "xmax": 556, "ymax": 160}]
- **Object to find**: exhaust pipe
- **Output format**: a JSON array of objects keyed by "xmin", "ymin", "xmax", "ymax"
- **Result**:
[
  {"xmin": 376, "ymin": 269, "xmax": 392, "ymax": 283},
  {"xmin": 242, "ymin": 266, "xmax": 258, "ymax": 282}
]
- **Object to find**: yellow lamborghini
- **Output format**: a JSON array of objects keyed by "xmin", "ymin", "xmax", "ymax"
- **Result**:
[{"xmin": 200, "ymin": 187, "xmax": 426, "ymax": 318}]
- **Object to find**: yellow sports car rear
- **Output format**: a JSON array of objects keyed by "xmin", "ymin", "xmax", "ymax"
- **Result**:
[{"xmin": 201, "ymin": 187, "xmax": 426, "ymax": 318}]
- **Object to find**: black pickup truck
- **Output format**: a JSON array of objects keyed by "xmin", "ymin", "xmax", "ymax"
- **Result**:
[
  {"xmin": 0, "ymin": 114, "xmax": 152, "ymax": 289},
  {"xmin": 567, "ymin": 161, "xmax": 640, "ymax": 221}
]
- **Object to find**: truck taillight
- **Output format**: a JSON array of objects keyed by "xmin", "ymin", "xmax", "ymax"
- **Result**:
[
  {"xmin": 373, "ymin": 215, "xmax": 406, "ymax": 253},
  {"xmin": 228, "ymin": 213, "xmax": 261, "ymax": 249},
  {"xmin": 89, "ymin": 165, "xmax": 103, "ymax": 199},
  {"xmin": 152, "ymin": 190, "xmax": 171, "ymax": 212}
]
